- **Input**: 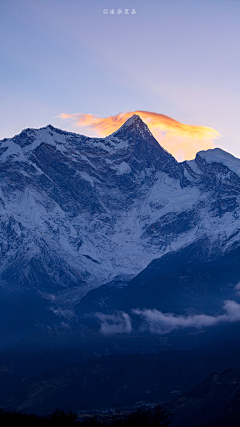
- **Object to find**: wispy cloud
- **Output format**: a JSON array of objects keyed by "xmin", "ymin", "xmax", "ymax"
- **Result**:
[
  {"xmin": 58, "ymin": 110, "xmax": 221, "ymax": 161},
  {"xmin": 95, "ymin": 300, "xmax": 240, "ymax": 335},
  {"xmin": 95, "ymin": 311, "xmax": 132, "ymax": 335},
  {"xmin": 235, "ymin": 282, "xmax": 240, "ymax": 296},
  {"xmin": 133, "ymin": 300, "xmax": 240, "ymax": 334}
]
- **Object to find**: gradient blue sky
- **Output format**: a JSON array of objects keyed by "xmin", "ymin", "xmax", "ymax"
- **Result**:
[{"xmin": 1, "ymin": 0, "xmax": 240, "ymax": 159}]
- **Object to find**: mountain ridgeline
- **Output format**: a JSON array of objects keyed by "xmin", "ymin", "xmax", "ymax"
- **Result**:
[{"xmin": 1, "ymin": 115, "xmax": 240, "ymax": 336}]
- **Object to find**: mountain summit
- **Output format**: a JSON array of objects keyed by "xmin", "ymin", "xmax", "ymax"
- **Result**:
[
  {"xmin": 111, "ymin": 114, "xmax": 153, "ymax": 139},
  {"xmin": 109, "ymin": 114, "xmax": 170, "ymax": 154}
]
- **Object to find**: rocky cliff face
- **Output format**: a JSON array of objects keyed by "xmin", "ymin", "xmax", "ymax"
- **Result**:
[{"xmin": 0, "ymin": 115, "xmax": 240, "ymax": 306}]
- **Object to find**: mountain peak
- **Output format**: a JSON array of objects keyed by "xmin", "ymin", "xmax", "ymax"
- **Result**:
[
  {"xmin": 123, "ymin": 114, "xmax": 143, "ymax": 127},
  {"xmin": 118, "ymin": 114, "xmax": 149, "ymax": 131},
  {"xmin": 197, "ymin": 147, "xmax": 240, "ymax": 177},
  {"xmin": 109, "ymin": 114, "xmax": 153, "ymax": 141}
]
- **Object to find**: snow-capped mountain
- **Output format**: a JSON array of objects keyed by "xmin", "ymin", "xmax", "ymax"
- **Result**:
[{"xmin": 1, "ymin": 114, "xmax": 240, "ymax": 306}]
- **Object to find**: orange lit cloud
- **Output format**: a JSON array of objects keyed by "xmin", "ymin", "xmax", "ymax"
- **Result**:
[{"xmin": 58, "ymin": 111, "xmax": 221, "ymax": 161}]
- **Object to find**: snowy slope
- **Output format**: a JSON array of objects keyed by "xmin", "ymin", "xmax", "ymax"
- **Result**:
[{"xmin": 0, "ymin": 115, "xmax": 240, "ymax": 306}]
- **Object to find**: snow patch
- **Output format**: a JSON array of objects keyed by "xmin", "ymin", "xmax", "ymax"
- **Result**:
[
  {"xmin": 116, "ymin": 162, "xmax": 131, "ymax": 176},
  {"xmin": 77, "ymin": 171, "xmax": 97, "ymax": 187},
  {"xmin": 0, "ymin": 139, "xmax": 25, "ymax": 162},
  {"xmin": 198, "ymin": 148, "xmax": 240, "ymax": 177}
]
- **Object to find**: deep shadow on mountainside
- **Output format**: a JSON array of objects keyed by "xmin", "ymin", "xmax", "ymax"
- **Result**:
[{"xmin": 78, "ymin": 238, "xmax": 240, "ymax": 315}]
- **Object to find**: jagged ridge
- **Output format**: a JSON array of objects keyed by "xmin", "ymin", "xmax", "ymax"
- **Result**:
[{"xmin": 0, "ymin": 115, "xmax": 240, "ymax": 308}]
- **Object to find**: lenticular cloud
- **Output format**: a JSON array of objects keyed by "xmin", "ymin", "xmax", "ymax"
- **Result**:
[{"xmin": 58, "ymin": 110, "xmax": 221, "ymax": 161}]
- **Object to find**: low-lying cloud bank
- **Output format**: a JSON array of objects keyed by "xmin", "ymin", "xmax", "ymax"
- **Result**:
[
  {"xmin": 95, "ymin": 300, "xmax": 240, "ymax": 335},
  {"xmin": 133, "ymin": 300, "xmax": 240, "ymax": 334}
]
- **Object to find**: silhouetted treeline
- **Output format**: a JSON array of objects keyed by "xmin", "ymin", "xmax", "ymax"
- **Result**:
[{"xmin": 0, "ymin": 405, "xmax": 170, "ymax": 427}]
